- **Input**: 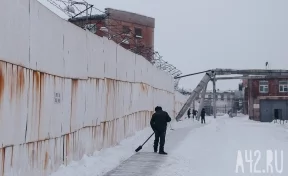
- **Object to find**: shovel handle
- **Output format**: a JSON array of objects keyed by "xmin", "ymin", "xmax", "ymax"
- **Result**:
[{"xmin": 142, "ymin": 132, "xmax": 154, "ymax": 146}]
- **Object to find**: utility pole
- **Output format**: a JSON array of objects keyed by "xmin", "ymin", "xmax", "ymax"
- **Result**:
[
  {"xmin": 196, "ymin": 84, "xmax": 208, "ymax": 121},
  {"xmin": 213, "ymin": 78, "xmax": 217, "ymax": 118}
]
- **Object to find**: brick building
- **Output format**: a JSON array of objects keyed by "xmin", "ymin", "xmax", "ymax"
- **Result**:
[
  {"xmin": 245, "ymin": 79, "xmax": 288, "ymax": 122},
  {"xmin": 68, "ymin": 8, "xmax": 155, "ymax": 61}
]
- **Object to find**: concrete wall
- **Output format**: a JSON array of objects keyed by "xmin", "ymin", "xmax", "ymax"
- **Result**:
[
  {"xmin": 174, "ymin": 92, "xmax": 188, "ymax": 117},
  {"xmin": 0, "ymin": 0, "xmax": 187, "ymax": 175}
]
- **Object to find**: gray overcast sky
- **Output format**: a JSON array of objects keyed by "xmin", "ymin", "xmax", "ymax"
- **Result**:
[{"xmin": 38, "ymin": 0, "xmax": 288, "ymax": 91}]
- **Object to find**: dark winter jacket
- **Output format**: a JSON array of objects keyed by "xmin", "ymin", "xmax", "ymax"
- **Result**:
[
  {"xmin": 192, "ymin": 109, "xmax": 197, "ymax": 115},
  {"xmin": 201, "ymin": 109, "xmax": 205, "ymax": 117},
  {"xmin": 150, "ymin": 110, "xmax": 172, "ymax": 132},
  {"xmin": 187, "ymin": 109, "xmax": 191, "ymax": 115}
]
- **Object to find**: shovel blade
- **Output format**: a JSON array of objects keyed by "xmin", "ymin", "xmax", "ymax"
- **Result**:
[{"xmin": 135, "ymin": 146, "xmax": 142, "ymax": 152}]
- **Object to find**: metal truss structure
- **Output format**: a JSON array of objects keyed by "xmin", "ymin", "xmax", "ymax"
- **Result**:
[
  {"xmin": 174, "ymin": 68, "xmax": 288, "ymax": 121},
  {"xmin": 150, "ymin": 52, "xmax": 182, "ymax": 88},
  {"xmin": 45, "ymin": 0, "xmax": 97, "ymax": 18}
]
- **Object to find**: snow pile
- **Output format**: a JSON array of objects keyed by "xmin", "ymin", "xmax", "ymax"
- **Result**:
[
  {"xmin": 49, "ymin": 119, "xmax": 198, "ymax": 176},
  {"xmin": 235, "ymin": 113, "xmax": 247, "ymax": 117},
  {"xmin": 50, "ymin": 126, "xmax": 153, "ymax": 176}
]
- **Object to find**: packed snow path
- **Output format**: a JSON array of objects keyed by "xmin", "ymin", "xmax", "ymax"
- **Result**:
[
  {"xmin": 104, "ymin": 120, "xmax": 205, "ymax": 176},
  {"xmin": 51, "ymin": 116, "xmax": 288, "ymax": 176}
]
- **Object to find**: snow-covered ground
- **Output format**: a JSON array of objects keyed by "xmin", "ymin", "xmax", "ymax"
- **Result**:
[
  {"xmin": 154, "ymin": 115, "xmax": 288, "ymax": 176},
  {"xmin": 50, "ymin": 118, "xmax": 198, "ymax": 176},
  {"xmin": 50, "ymin": 115, "xmax": 288, "ymax": 176}
]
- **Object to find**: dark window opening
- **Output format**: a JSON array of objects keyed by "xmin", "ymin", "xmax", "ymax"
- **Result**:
[
  {"xmin": 221, "ymin": 94, "xmax": 224, "ymax": 100},
  {"xmin": 274, "ymin": 109, "xmax": 282, "ymax": 120},
  {"xmin": 134, "ymin": 28, "xmax": 142, "ymax": 38}
]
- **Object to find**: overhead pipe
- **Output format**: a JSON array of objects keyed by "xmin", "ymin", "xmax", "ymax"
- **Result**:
[
  {"xmin": 214, "ymin": 68, "xmax": 288, "ymax": 76},
  {"xmin": 175, "ymin": 69, "xmax": 288, "ymax": 80},
  {"xmin": 215, "ymin": 75, "xmax": 288, "ymax": 80}
]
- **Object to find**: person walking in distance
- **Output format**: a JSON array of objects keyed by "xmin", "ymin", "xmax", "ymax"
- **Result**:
[
  {"xmin": 187, "ymin": 108, "xmax": 191, "ymax": 119},
  {"xmin": 150, "ymin": 106, "xmax": 172, "ymax": 155},
  {"xmin": 192, "ymin": 109, "xmax": 197, "ymax": 119},
  {"xmin": 201, "ymin": 108, "xmax": 206, "ymax": 124}
]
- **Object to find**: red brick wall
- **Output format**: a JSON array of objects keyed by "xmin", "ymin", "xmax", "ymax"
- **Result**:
[
  {"xmin": 107, "ymin": 19, "xmax": 154, "ymax": 48},
  {"xmin": 106, "ymin": 18, "xmax": 154, "ymax": 61},
  {"xmin": 250, "ymin": 79, "xmax": 288, "ymax": 97},
  {"xmin": 69, "ymin": 11, "xmax": 155, "ymax": 62},
  {"xmin": 248, "ymin": 78, "xmax": 288, "ymax": 121}
]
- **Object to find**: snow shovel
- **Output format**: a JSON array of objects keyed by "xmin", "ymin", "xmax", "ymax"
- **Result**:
[{"xmin": 135, "ymin": 132, "xmax": 154, "ymax": 152}]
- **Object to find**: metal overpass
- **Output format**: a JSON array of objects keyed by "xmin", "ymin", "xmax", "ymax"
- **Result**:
[{"xmin": 174, "ymin": 68, "xmax": 288, "ymax": 121}]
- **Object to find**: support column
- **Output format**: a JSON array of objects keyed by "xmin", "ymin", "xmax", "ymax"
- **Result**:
[
  {"xmin": 175, "ymin": 71, "xmax": 213, "ymax": 121},
  {"xmin": 213, "ymin": 78, "xmax": 217, "ymax": 118},
  {"xmin": 196, "ymin": 83, "xmax": 208, "ymax": 121}
]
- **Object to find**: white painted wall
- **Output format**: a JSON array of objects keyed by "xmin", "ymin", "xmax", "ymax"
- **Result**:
[{"xmin": 0, "ymin": 0, "xmax": 187, "ymax": 175}]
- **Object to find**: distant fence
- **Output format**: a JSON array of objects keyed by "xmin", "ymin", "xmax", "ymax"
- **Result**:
[{"xmin": 0, "ymin": 0, "xmax": 187, "ymax": 175}]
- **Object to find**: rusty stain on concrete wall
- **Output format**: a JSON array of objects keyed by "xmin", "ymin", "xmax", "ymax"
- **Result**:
[
  {"xmin": 16, "ymin": 66, "xmax": 25, "ymax": 95},
  {"xmin": 1, "ymin": 148, "xmax": 5, "ymax": 175},
  {"xmin": 0, "ymin": 62, "xmax": 186, "ymax": 176},
  {"xmin": 33, "ymin": 71, "xmax": 41, "ymax": 91}
]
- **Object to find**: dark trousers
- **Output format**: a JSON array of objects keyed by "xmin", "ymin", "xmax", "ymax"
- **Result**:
[
  {"xmin": 201, "ymin": 116, "xmax": 205, "ymax": 124},
  {"xmin": 188, "ymin": 114, "xmax": 191, "ymax": 118},
  {"xmin": 192, "ymin": 114, "xmax": 196, "ymax": 119},
  {"xmin": 154, "ymin": 130, "xmax": 166, "ymax": 151}
]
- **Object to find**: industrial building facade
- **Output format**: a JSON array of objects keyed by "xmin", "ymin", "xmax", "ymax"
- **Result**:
[
  {"xmin": 246, "ymin": 79, "xmax": 288, "ymax": 122},
  {"xmin": 202, "ymin": 90, "xmax": 240, "ymax": 116},
  {"xmin": 69, "ymin": 8, "xmax": 155, "ymax": 62}
]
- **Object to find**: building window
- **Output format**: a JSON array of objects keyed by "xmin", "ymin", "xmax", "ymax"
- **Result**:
[
  {"xmin": 218, "ymin": 95, "xmax": 221, "ymax": 100},
  {"xmin": 221, "ymin": 94, "xmax": 224, "ymax": 100},
  {"xmin": 134, "ymin": 27, "xmax": 142, "ymax": 38},
  {"xmin": 259, "ymin": 81, "xmax": 269, "ymax": 93},
  {"xmin": 208, "ymin": 94, "xmax": 212, "ymax": 99},
  {"xmin": 279, "ymin": 81, "xmax": 288, "ymax": 92},
  {"xmin": 122, "ymin": 26, "xmax": 130, "ymax": 34}
]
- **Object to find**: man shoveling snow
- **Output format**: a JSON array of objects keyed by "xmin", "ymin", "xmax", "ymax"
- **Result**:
[{"xmin": 150, "ymin": 106, "xmax": 172, "ymax": 155}]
